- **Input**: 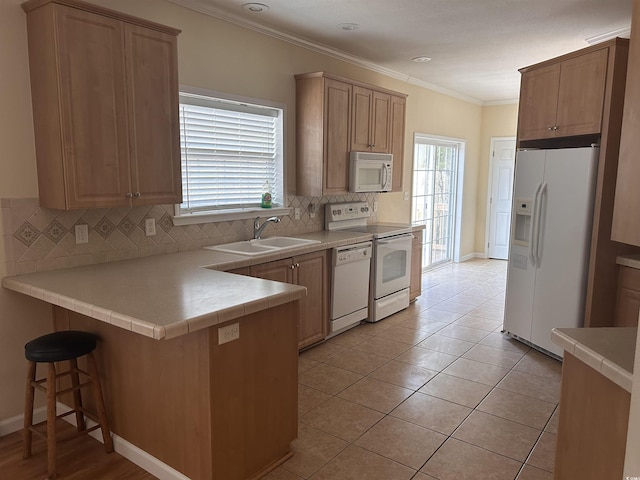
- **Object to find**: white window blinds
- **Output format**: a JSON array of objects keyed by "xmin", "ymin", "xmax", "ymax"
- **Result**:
[{"xmin": 178, "ymin": 92, "xmax": 284, "ymax": 214}]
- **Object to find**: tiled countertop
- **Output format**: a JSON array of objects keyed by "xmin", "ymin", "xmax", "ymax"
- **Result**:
[
  {"xmin": 551, "ymin": 327, "xmax": 637, "ymax": 392},
  {"xmin": 1, "ymin": 230, "xmax": 377, "ymax": 340}
]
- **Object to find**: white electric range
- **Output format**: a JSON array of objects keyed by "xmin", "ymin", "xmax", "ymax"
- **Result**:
[{"xmin": 326, "ymin": 202, "xmax": 413, "ymax": 322}]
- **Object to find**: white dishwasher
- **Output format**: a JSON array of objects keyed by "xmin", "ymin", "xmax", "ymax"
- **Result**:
[{"xmin": 330, "ymin": 242, "xmax": 372, "ymax": 336}]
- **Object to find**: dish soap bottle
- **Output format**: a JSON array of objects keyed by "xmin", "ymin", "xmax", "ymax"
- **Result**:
[{"xmin": 261, "ymin": 180, "xmax": 272, "ymax": 208}]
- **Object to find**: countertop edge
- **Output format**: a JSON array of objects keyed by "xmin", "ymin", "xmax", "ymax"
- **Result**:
[{"xmin": 551, "ymin": 327, "xmax": 634, "ymax": 392}]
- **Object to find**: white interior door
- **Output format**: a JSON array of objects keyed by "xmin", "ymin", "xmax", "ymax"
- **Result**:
[{"xmin": 488, "ymin": 138, "xmax": 516, "ymax": 259}]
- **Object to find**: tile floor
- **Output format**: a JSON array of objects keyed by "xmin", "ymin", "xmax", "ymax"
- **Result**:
[{"xmin": 265, "ymin": 259, "xmax": 562, "ymax": 480}]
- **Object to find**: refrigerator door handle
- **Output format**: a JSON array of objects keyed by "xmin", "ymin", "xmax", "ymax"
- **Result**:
[
  {"xmin": 530, "ymin": 182, "xmax": 543, "ymax": 267},
  {"xmin": 535, "ymin": 182, "xmax": 548, "ymax": 266}
]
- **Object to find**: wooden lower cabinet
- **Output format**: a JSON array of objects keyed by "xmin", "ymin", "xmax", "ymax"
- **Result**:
[
  {"xmin": 410, "ymin": 229, "xmax": 423, "ymax": 302},
  {"xmin": 53, "ymin": 303, "xmax": 298, "ymax": 480},
  {"xmin": 555, "ymin": 353, "xmax": 630, "ymax": 480},
  {"xmin": 615, "ymin": 266, "xmax": 640, "ymax": 327},
  {"xmin": 250, "ymin": 250, "xmax": 328, "ymax": 350}
]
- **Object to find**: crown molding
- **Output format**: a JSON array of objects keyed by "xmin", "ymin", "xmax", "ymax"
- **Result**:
[
  {"xmin": 168, "ymin": 0, "xmax": 490, "ymax": 106},
  {"xmin": 585, "ymin": 25, "xmax": 631, "ymax": 45}
]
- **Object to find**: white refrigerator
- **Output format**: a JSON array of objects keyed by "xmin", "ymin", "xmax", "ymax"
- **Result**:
[{"xmin": 503, "ymin": 146, "xmax": 598, "ymax": 357}]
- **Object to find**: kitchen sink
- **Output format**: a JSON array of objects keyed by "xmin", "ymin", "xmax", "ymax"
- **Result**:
[{"xmin": 204, "ymin": 237, "xmax": 320, "ymax": 256}]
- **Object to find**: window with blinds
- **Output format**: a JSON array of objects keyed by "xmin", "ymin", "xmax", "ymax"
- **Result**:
[{"xmin": 178, "ymin": 92, "xmax": 284, "ymax": 214}]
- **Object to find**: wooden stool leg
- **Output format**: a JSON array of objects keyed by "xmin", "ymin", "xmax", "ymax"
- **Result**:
[
  {"xmin": 69, "ymin": 358, "xmax": 86, "ymax": 431},
  {"xmin": 86, "ymin": 353, "xmax": 113, "ymax": 453},
  {"xmin": 46, "ymin": 363, "xmax": 57, "ymax": 480},
  {"xmin": 22, "ymin": 360, "xmax": 36, "ymax": 460}
]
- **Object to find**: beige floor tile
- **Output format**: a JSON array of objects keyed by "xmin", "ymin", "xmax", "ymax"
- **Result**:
[
  {"xmin": 390, "ymin": 392, "xmax": 472, "ymax": 435},
  {"xmin": 375, "ymin": 325, "xmax": 432, "ymax": 345},
  {"xmin": 418, "ymin": 334, "xmax": 476, "ymax": 356},
  {"xmin": 338, "ymin": 377, "xmax": 413, "ymax": 413},
  {"xmin": 262, "ymin": 466, "xmax": 304, "ymax": 480},
  {"xmin": 300, "ymin": 396, "xmax": 384, "ymax": 442},
  {"xmin": 526, "ymin": 432, "xmax": 556, "ymax": 473},
  {"xmin": 429, "ymin": 300, "xmax": 476, "ymax": 315},
  {"xmin": 299, "ymin": 341, "xmax": 348, "ymax": 362},
  {"xmin": 355, "ymin": 416, "xmax": 446, "ymax": 469},
  {"xmin": 298, "ymin": 384, "xmax": 332, "ymax": 417},
  {"xmin": 368, "ymin": 360, "xmax": 438, "ymax": 390},
  {"xmin": 514, "ymin": 350, "xmax": 562, "ymax": 381},
  {"xmin": 437, "ymin": 324, "xmax": 491, "ymax": 342},
  {"xmin": 356, "ymin": 319, "xmax": 395, "ymax": 335},
  {"xmin": 477, "ymin": 388, "xmax": 556, "ymax": 429},
  {"xmin": 324, "ymin": 328, "xmax": 372, "ymax": 348},
  {"xmin": 453, "ymin": 411, "xmax": 541, "ymax": 462},
  {"xmin": 413, "ymin": 474, "xmax": 439, "ymax": 480},
  {"xmin": 517, "ymin": 464, "xmax": 553, "ymax": 480},
  {"xmin": 479, "ymin": 332, "xmax": 531, "ymax": 353},
  {"xmin": 298, "ymin": 356, "xmax": 320, "ymax": 374},
  {"xmin": 354, "ymin": 336, "xmax": 412, "ymax": 359},
  {"xmin": 394, "ymin": 317, "xmax": 450, "ymax": 334},
  {"xmin": 544, "ymin": 408, "xmax": 559, "ymax": 434},
  {"xmin": 442, "ymin": 357, "xmax": 510, "ymax": 386},
  {"xmin": 309, "ymin": 445, "xmax": 415, "ymax": 480},
  {"xmin": 325, "ymin": 348, "xmax": 390, "ymax": 375},
  {"xmin": 419, "ymin": 373, "xmax": 492, "ymax": 408},
  {"xmin": 421, "ymin": 438, "xmax": 522, "ymax": 480},
  {"xmin": 454, "ymin": 315, "xmax": 503, "ymax": 331},
  {"xmin": 395, "ymin": 346, "xmax": 458, "ymax": 371},
  {"xmin": 463, "ymin": 344, "xmax": 526, "ymax": 369},
  {"xmin": 298, "ymin": 363, "xmax": 363, "ymax": 395},
  {"xmin": 468, "ymin": 305, "xmax": 505, "ymax": 320},
  {"xmin": 416, "ymin": 308, "xmax": 464, "ymax": 323},
  {"xmin": 497, "ymin": 370, "xmax": 561, "ymax": 404},
  {"xmin": 281, "ymin": 424, "xmax": 348, "ymax": 478}
]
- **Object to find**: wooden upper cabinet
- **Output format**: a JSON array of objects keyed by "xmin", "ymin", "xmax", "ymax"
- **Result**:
[
  {"xmin": 22, "ymin": 0, "xmax": 181, "ymax": 210},
  {"xmin": 351, "ymin": 86, "xmax": 391, "ymax": 153},
  {"xmin": 612, "ymin": 1, "xmax": 640, "ymax": 246},
  {"xmin": 517, "ymin": 48, "xmax": 608, "ymax": 141},
  {"xmin": 295, "ymin": 72, "xmax": 406, "ymax": 197}
]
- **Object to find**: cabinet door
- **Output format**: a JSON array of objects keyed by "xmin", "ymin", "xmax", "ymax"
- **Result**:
[
  {"xmin": 556, "ymin": 48, "xmax": 608, "ymax": 138},
  {"xmin": 249, "ymin": 259, "xmax": 293, "ymax": 283},
  {"xmin": 294, "ymin": 251, "xmax": 328, "ymax": 350},
  {"xmin": 125, "ymin": 24, "xmax": 182, "ymax": 205},
  {"xmin": 370, "ymin": 91, "xmax": 391, "ymax": 153},
  {"xmin": 517, "ymin": 64, "xmax": 560, "ymax": 141},
  {"xmin": 324, "ymin": 79, "xmax": 352, "ymax": 195},
  {"xmin": 55, "ymin": 5, "xmax": 132, "ymax": 208},
  {"xmin": 390, "ymin": 95, "xmax": 406, "ymax": 192},
  {"xmin": 351, "ymin": 85, "xmax": 373, "ymax": 151},
  {"xmin": 615, "ymin": 266, "xmax": 640, "ymax": 327},
  {"xmin": 410, "ymin": 229, "xmax": 423, "ymax": 301}
]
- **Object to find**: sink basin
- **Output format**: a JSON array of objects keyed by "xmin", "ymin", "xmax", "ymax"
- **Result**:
[{"xmin": 205, "ymin": 237, "xmax": 320, "ymax": 256}]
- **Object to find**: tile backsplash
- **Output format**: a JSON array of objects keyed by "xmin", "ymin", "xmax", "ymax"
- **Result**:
[{"xmin": 1, "ymin": 193, "xmax": 378, "ymax": 275}]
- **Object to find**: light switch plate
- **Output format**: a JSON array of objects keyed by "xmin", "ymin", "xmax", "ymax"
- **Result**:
[
  {"xmin": 294, "ymin": 208, "xmax": 301, "ymax": 220},
  {"xmin": 75, "ymin": 224, "xmax": 88, "ymax": 244},
  {"xmin": 145, "ymin": 218, "xmax": 156, "ymax": 236}
]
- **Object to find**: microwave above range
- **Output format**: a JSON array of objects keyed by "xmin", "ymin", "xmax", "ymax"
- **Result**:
[{"xmin": 349, "ymin": 151, "xmax": 393, "ymax": 193}]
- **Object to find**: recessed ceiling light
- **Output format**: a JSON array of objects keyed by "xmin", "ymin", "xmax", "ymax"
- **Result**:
[
  {"xmin": 242, "ymin": 3, "xmax": 269, "ymax": 13},
  {"xmin": 338, "ymin": 23, "xmax": 360, "ymax": 31},
  {"xmin": 411, "ymin": 56, "xmax": 432, "ymax": 63}
]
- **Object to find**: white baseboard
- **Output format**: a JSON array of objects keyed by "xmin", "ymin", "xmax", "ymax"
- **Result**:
[
  {"xmin": 459, "ymin": 252, "xmax": 487, "ymax": 262},
  {"xmin": 0, "ymin": 404, "xmax": 190, "ymax": 480}
]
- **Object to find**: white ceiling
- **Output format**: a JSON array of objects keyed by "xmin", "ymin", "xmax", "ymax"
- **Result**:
[{"xmin": 170, "ymin": 0, "xmax": 633, "ymax": 104}]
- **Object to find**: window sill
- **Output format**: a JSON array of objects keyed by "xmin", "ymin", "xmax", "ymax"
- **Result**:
[{"xmin": 172, "ymin": 206, "xmax": 292, "ymax": 226}]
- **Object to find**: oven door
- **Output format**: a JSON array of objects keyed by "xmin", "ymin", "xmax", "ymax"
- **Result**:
[{"xmin": 373, "ymin": 233, "xmax": 413, "ymax": 299}]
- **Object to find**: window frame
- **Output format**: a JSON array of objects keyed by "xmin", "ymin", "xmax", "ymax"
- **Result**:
[{"xmin": 172, "ymin": 85, "xmax": 289, "ymax": 225}]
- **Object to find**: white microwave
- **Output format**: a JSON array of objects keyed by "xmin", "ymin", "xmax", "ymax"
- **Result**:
[{"xmin": 349, "ymin": 152, "xmax": 393, "ymax": 193}]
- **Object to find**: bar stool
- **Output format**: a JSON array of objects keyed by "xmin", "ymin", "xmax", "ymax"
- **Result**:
[{"xmin": 23, "ymin": 330, "xmax": 114, "ymax": 479}]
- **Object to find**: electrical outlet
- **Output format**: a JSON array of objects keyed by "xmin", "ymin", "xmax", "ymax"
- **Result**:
[
  {"xmin": 373, "ymin": 201, "xmax": 378, "ymax": 213},
  {"xmin": 75, "ymin": 224, "xmax": 88, "ymax": 244},
  {"xmin": 144, "ymin": 218, "xmax": 156, "ymax": 236},
  {"xmin": 309, "ymin": 203, "xmax": 316, "ymax": 218},
  {"xmin": 404, "ymin": 191, "xmax": 410, "ymax": 201},
  {"xmin": 218, "ymin": 323, "xmax": 240, "ymax": 345},
  {"xmin": 294, "ymin": 208, "xmax": 301, "ymax": 220}
]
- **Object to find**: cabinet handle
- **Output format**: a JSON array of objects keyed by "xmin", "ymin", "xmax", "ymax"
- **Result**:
[
  {"xmin": 294, "ymin": 263, "xmax": 300, "ymax": 268},
  {"xmin": 290, "ymin": 265, "xmax": 295, "ymax": 270},
  {"xmin": 547, "ymin": 126, "xmax": 554, "ymax": 131},
  {"xmin": 133, "ymin": 192, "xmax": 141, "ymax": 198},
  {"xmin": 126, "ymin": 192, "xmax": 133, "ymax": 198}
]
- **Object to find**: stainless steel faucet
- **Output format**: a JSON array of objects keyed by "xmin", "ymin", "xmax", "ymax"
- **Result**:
[{"xmin": 253, "ymin": 216, "xmax": 280, "ymax": 239}]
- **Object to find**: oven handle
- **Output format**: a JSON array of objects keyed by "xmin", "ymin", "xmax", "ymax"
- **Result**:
[{"xmin": 376, "ymin": 234, "xmax": 414, "ymax": 245}]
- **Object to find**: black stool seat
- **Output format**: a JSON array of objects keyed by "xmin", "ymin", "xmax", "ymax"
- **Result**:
[{"xmin": 25, "ymin": 331, "xmax": 97, "ymax": 363}]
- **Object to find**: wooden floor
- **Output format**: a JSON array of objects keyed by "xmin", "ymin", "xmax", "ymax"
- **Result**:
[{"xmin": 0, "ymin": 423, "xmax": 156, "ymax": 479}]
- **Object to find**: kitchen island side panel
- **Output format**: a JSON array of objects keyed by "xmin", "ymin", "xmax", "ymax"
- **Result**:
[{"xmin": 53, "ymin": 301, "xmax": 299, "ymax": 480}]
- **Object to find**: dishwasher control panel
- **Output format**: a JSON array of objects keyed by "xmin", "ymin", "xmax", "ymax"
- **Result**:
[{"xmin": 334, "ymin": 242, "xmax": 372, "ymax": 266}]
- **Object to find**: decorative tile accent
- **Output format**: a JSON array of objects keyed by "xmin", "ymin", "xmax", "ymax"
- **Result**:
[
  {"xmin": 158, "ymin": 213, "xmax": 174, "ymax": 232},
  {"xmin": 118, "ymin": 217, "xmax": 136, "ymax": 236},
  {"xmin": 95, "ymin": 217, "xmax": 116, "ymax": 239},
  {"xmin": 14, "ymin": 221, "xmax": 40, "ymax": 247},
  {"xmin": 42, "ymin": 220, "xmax": 67, "ymax": 244}
]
